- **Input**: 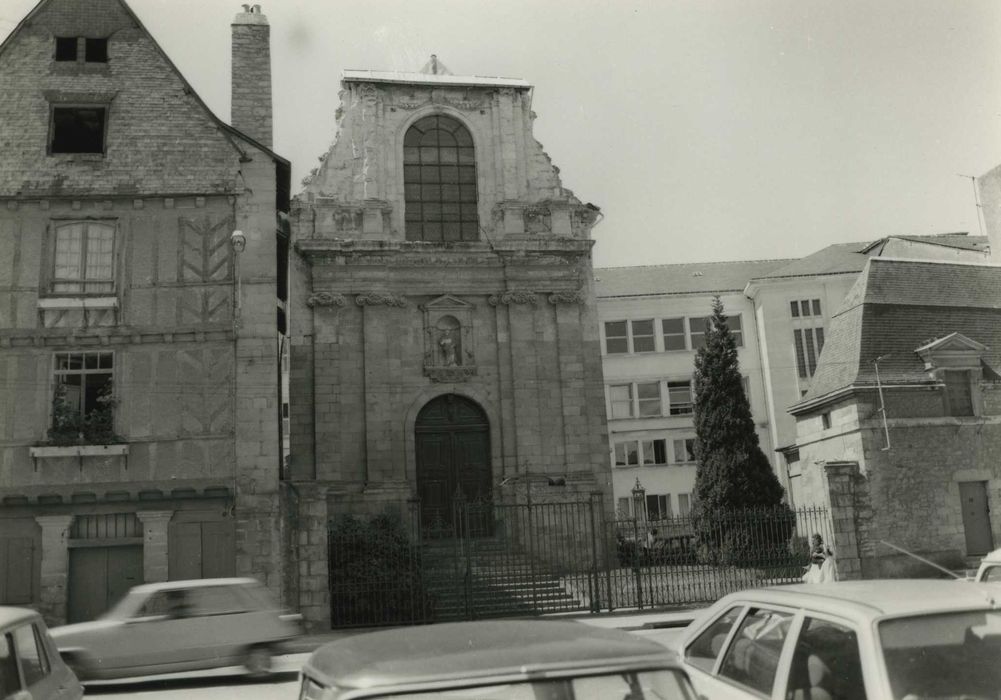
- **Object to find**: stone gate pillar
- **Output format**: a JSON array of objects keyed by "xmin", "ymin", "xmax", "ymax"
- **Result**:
[
  {"xmin": 34, "ymin": 514, "xmax": 74, "ymax": 625},
  {"xmin": 823, "ymin": 461, "xmax": 862, "ymax": 580},
  {"xmin": 137, "ymin": 510, "xmax": 174, "ymax": 583}
]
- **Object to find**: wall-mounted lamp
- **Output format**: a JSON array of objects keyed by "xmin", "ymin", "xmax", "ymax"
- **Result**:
[{"xmin": 230, "ymin": 229, "xmax": 247, "ymax": 253}]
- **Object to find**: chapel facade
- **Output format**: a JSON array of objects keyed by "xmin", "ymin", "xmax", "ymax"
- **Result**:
[{"xmin": 287, "ymin": 63, "xmax": 611, "ymax": 627}]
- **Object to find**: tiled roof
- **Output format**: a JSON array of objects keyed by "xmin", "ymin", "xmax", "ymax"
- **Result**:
[
  {"xmin": 594, "ymin": 259, "xmax": 792, "ymax": 298},
  {"xmin": 795, "ymin": 258, "xmax": 1001, "ymax": 410}
]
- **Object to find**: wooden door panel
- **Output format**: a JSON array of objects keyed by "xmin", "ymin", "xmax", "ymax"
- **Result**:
[
  {"xmin": 0, "ymin": 538, "xmax": 34, "ymax": 605},
  {"xmin": 68, "ymin": 549, "xmax": 107, "ymax": 623},
  {"xmin": 960, "ymin": 481, "xmax": 994, "ymax": 555},
  {"xmin": 169, "ymin": 522, "xmax": 203, "ymax": 580},
  {"xmin": 201, "ymin": 521, "xmax": 235, "ymax": 578},
  {"xmin": 107, "ymin": 546, "xmax": 142, "ymax": 608}
]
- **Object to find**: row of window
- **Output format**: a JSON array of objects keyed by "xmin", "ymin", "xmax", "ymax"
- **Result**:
[
  {"xmin": 608, "ymin": 377, "xmax": 750, "ymax": 420},
  {"xmin": 793, "ymin": 326, "xmax": 825, "ymax": 379},
  {"xmin": 613, "ymin": 437, "xmax": 696, "ymax": 467},
  {"xmin": 790, "ymin": 298, "xmax": 822, "ymax": 318},
  {"xmin": 608, "ymin": 380, "xmax": 693, "ymax": 419},
  {"xmin": 617, "ymin": 493, "xmax": 692, "ymax": 520},
  {"xmin": 603, "ymin": 315, "xmax": 744, "ymax": 356}
]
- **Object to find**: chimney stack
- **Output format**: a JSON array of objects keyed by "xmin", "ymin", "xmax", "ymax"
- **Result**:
[{"xmin": 231, "ymin": 4, "xmax": 273, "ymax": 149}]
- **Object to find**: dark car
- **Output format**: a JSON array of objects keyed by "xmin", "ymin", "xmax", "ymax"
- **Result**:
[{"xmin": 299, "ymin": 618, "xmax": 697, "ymax": 699}]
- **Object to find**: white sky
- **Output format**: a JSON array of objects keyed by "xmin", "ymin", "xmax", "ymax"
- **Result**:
[{"xmin": 3, "ymin": 0, "xmax": 1001, "ymax": 268}]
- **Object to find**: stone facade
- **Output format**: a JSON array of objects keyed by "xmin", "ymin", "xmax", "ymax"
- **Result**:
[
  {"xmin": 0, "ymin": 0, "xmax": 288, "ymax": 623},
  {"xmin": 790, "ymin": 258, "xmax": 1001, "ymax": 577},
  {"xmin": 288, "ymin": 69, "xmax": 610, "ymax": 629}
]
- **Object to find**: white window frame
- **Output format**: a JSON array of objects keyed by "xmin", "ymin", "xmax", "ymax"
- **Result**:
[
  {"xmin": 662, "ymin": 317, "xmax": 686, "ymax": 351},
  {"xmin": 668, "ymin": 380, "xmax": 694, "ymax": 416},
  {"xmin": 49, "ymin": 220, "xmax": 117, "ymax": 296},
  {"xmin": 608, "ymin": 384, "xmax": 634, "ymax": 419}
]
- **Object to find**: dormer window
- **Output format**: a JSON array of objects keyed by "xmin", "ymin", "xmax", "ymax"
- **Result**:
[
  {"xmin": 403, "ymin": 115, "xmax": 478, "ymax": 242},
  {"xmin": 915, "ymin": 332, "xmax": 991, "ymax": 418}
]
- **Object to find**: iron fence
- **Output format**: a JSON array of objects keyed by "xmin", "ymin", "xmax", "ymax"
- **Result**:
[{"xmin": 327, "ymin": 499, "xmax": 833, "ymax": 627}]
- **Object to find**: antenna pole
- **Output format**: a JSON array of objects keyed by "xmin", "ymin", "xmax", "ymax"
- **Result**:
[{"xmin": 958, "ymin": 174, "xmax": 987, "ymax": 238}]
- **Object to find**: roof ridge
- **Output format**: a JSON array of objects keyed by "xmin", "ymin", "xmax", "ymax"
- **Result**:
[{"xmin": 595, "ymin": 257, "xmax": 794, "ymax": 272}]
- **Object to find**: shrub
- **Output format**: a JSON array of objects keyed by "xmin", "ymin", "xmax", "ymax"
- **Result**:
[{"xmin": 328, "ymin": 512, "xmax": 433, "ymax": 626}]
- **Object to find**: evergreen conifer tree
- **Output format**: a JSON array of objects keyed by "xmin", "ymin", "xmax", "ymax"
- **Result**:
[{"xmin": 691, "ymin": 297, "xmax": 789, "ymax": 562}]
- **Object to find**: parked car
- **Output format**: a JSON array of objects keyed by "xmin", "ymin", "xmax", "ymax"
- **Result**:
[
  {"xmin": 673, "ymin": 579, "xmax": 1001, "ymax": 699},
  {"xmin": 50, "ymin": 577, "xmax": 302, "ymax": 681},
  {"xmin": 299, "ymin": 619, "xmax": 698, "ymax": 699},
  {"xmin": 974, "ymin": 548, "xmax": 1001, "ymax": 582},
  {"xmin": 0, "ymin": 606, "xmax": 83, "ymax": 700}
]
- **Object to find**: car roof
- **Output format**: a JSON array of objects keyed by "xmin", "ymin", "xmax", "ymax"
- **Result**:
[
  {"xmin": 718, "ymin": 580, "xmax": 1001, "ymax": 621},
  {"xmin": 306, "ymin": 620, "xmax": 677, "ymax": 690},
  {"xmin": 0, "ymin": 606, "xmax": 40, "ymax": 629},
  {"xmin": 125, "ymin": 577, "xmax": 260, "ymax": 595},
  {"xmin": 980, "ymin": 548, "xmax": 1001, "ymax": 565}
]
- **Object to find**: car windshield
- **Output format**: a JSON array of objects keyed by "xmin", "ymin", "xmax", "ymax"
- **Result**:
[
  {"xmin": 367, "ymin": 669, "xmax": 695, "ymax": 699},
  {"xmin": 880, "ymin": 609, "xmax": 1001, "ymax": 699}
]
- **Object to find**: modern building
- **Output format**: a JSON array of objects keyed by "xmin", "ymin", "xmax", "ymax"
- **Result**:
[
  {"xmin": 595, "ymin": 260, "xmax": 789, "ymax": 520},
  {"xmin": 287, "ymin": 63, "xmax": 611, "ymax": 628},
  {"xmin": 0, "ymin": 0, "xmax": 289, "ymax": 624},
  {"xmin": 788, "ymin": 258, "xmax": 1001, "ymax": 577}
]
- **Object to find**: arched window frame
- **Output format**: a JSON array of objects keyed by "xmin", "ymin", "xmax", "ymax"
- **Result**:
[{"xmin": 402, "ymin": 113, "xmax": 479, "ymax": 242}]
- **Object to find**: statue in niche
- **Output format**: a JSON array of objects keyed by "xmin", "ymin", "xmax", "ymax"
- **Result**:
[{"xmin": 435, "ymin": 315, "xmax": 462, "ymax": 367}]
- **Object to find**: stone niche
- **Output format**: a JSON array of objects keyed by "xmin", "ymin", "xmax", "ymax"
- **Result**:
[{"xmin": 421, "ymin": 294, "xmax": 476, "ymax": 382}]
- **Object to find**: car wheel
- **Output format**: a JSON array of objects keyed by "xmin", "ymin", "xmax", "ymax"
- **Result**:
[{"xmin": 244, "ymin": 645, "xmax": 273, "ymax": 678}]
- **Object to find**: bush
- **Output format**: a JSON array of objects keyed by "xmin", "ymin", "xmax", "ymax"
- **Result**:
[
  {"xmin": 693, "ymin": 506, "xmax": 796, "ymax": 567},
  {"xmin": 328, "ymin": 512, "xmax": 433, "ymax": 626}
]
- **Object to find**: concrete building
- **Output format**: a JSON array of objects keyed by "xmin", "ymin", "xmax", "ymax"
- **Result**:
[
  {"xmin": 287, "ymin": 64, "xmax": 609, "ymax": 628},
  {"xmin": 788, "ymin": 258, "xmax": 1001, "ymax": 578},
  {"xmin": 594, "ymin": 260, "xmax": 789, "ymax": 520},
  {"xmin": 0, "ymin": 0, "xmax": 289, "ymax": 623}
]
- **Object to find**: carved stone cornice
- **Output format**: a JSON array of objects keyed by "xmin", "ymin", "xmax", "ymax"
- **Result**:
[
  {"xmin": 425, "ymin": 366, "xmax": 477, "ymax": 383},
  {"xmin": 488, "ymin": 291, "xmax": 538, "ymax": 307},
  {"xmin": 548, "ymin": 290, "xmax": 585, "ymax": 305},
  {"xmin": 356, "ymin": 293, "xmax": 409, "ymax": 308},
  {"xmin": 306, "ymin": 292, "xmax": 347, "ymax": 308}
]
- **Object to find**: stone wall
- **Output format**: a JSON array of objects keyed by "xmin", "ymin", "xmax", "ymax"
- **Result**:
[{"xmin": 796, "ymin": 384, "xmax": 1001, "ymax": 577}]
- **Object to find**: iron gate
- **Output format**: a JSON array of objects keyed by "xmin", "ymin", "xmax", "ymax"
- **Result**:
[{"xmin": 327, "ymin": 499, "xmax": 834, "ymax": 628}]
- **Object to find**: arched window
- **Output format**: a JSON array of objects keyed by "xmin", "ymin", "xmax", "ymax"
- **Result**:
[{"xmin": 403, "ymin": 115, "xmax": 478, "ymax": 242}]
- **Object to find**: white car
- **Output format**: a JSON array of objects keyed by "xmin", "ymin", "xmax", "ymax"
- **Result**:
[
  {"xmin": 50, "ymin": 578, "xmax": 302, "ymax": 681},
  {"xmin": 673, "ymin": 580, "xmax": 1001, "ymax": 699},
  {"xmin": 974, "ymin": 548, "xmax": 1001, "ymax": 582}
]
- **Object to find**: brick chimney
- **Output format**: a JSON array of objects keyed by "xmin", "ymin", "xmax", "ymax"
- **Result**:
[{"xmin": 231, "ymin": 4, "xmax": 273, "ymax": 149}]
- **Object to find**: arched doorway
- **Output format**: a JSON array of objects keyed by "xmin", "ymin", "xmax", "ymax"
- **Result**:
[{"xmin": 415, "ymin": 394, "xmax": 491, "ymax": 532}]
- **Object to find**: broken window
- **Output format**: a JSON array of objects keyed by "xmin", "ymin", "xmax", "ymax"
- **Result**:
[
  {"xmin": 51, "ymin": 222, "xmax": 116, "ymax": 294},
  {"xmin": 85, "ymin": 38, "xmax": 108, "ymax": 63},
  {"xmin": 54, "ymin": 37, "xmax": 109, "ymax": 63},
  {"xmin": 51, "ymin": 106, "xmax": 106, "ymax": 154},
  {"xmin": 55, "ymin": 37, "xmax": 77, "ymax": 61},
  {"xmin": 403, "ymin": 115, "xmax": 479, "ymax": 242}
]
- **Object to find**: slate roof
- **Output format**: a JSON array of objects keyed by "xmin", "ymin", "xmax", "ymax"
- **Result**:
[
  {"xmin": 595, "ymin": 259, "xmax": 792, "ymax": 298},
  {"xmin": 792, "ymin": 258, "xmax": 1001, "ymax": 412},
  {"xmin": 750, "ymin": 233, "xmax": 988, "ymax": 281}
]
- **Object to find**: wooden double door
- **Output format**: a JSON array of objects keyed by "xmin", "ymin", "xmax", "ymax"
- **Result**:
[{"xmin": 415, "ymin": 395, "xmax": 491, "ymax": 532}]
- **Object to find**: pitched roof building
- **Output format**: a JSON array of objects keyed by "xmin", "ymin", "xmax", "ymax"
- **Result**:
[
  {"xmin": 789, "ymin": 258, "xmax": 1001, "ymax": 578},
  {"xmin": 0, "ymin": 0, "xmax": 289, "ymax": 623}
]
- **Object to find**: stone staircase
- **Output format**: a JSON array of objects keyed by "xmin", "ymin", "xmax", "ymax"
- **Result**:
[{"xmin": 421, "ymin": 537, "xmax": 585, "ymax": 620}]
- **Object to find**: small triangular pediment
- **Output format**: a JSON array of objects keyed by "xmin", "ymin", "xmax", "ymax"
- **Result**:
[
  {"xmin": 915, "ymin": 332, "xmax": 988, "ymax": 355},
  {"xmin": 424, "ymin": 294, "xmax": 474, "ymax": 310},
  {"xmin": 916, "ymin": 332, "xmax": 989, "ymax": 371}
]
